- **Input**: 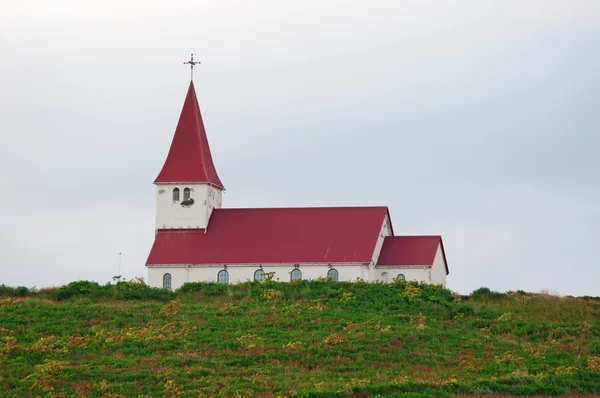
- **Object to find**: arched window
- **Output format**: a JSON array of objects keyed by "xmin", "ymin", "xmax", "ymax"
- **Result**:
[
  {"xmin": 183, "ymin": 187, "xmax": 191, "ymax": 201},
  {"xmin": 163, "ymin": 273, "xmax": 172, "ymax": 289},
  {"xmin": 327, "ymin": 268, "xmax": 339, "ymax": 282},
  {"xmin": 217, "ymin": 270, "xmax": 229, "ymax": 284},
  {"xmin": 290, "ymin": 269, "xmax": 302, "ymax": 281},
  {"xmin": 172, "ymin": 188, "xmax": 180, "ymax": 202},
  {"xmin": 397, "ymin": 274, "xmax": 406, "ymax": 281},
  {"xmin": 254, "ymin": 269, "xmax": 265, "ymax": 282}
]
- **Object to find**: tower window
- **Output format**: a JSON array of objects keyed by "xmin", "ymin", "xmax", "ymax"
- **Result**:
[
  {"xmin": 217, "ymin": 270, "xmax": 229, "ymax": 284},
  {"xmin": 163, "ymin": 273, "xmax": 172, "ymax": 289},
  {"xmin": 254, "ymin": 269, "xmax": 265, "ymax": 283},
  {"xmin": 397, "ymin": 274, "xmax": 406, "ymax": 281},
  {"xmin": 172, "ymin": 188, "xmax": 180, "ymax": 202},
  {"xmin": 327, "ymin": 268, "xmax": 339, "ymax": 282},
  {"xmin": 290, "ymin": 269, "xmax": 302, "ymax": 281},
  {"xmin": 183, "ymin": 187, "xmax": 191, "ymax": 201}
]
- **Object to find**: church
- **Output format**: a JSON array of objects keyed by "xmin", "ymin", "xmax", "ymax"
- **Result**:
[{"xmin": 146, "ymin": 76, "xmax": 449, "ymax": 290}]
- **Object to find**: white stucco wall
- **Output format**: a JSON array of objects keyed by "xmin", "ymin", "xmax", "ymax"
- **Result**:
[
  {"xmin": 366, "ymin": 214, "xmax": 393, "ymax": 281},
  {"xmin": 372, "ymin": 267, "xmax": 429, "ymax": 283},
  {"xmin": 147, "ymin": 242, "xmax": 448, "ymax": 289},
  {"xmin": 155, "ymin": 184, "xmax": 222, "ymax": 230},
  {"xmin": 369, "ymin": 214, "xmax": 393, "ymax": 270},
  {"xmin": 148, "ymin": 253, "xmax": 447, "ymax": 289},
  {"xmin": 429, "ymin": 243, "xmax": 448, "ymax": 286},
  {"xmin": 148, "ymin": 263, "xmax": 369, "ymax": 289}
]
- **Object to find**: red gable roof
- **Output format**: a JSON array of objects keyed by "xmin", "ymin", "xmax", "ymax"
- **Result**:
[
  {"xmin": 146, "ymin": 206, "xmax": 388, "ymax": 265},
  {"xmin": 154, "ymin": 81, "xmax": 224, "ymax": 188},
  {"xmin": 377, "ymin": 236, "xmax": 449, "ymax": 274}
]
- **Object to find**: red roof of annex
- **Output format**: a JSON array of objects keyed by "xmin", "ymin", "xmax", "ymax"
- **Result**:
[
  {"xmin": 376, "ymin": 236, "xmax": 449, "ymax": 274},
  {"xmin": 154, "ymin": 81, "xmax": 224, "ymax": 188}
]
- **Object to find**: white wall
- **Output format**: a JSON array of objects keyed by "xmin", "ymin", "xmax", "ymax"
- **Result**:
[
  {"xmin": 155, "ymin": 184, "xmax": 222, "ymax": 230},
  {"xmin": 429, "ymin": 243, "xmax": 448, "ymax": 286},
  {"xmin": 369, "ymin": 214, "xmax": 394, "ymax": 271},
  {"xmin": 148, "ymin": 263, "xmax": 369, "ymax": 289},
  {"xmin": 372, "ymin": 267, "xmax": 428, "ymax": 283},
  {"xmin": 148, "ymin": 266, "xmax": 188, "ymax": 289},
  {"xmin": 148, "ymin": 259, "xmax": 446, "ymax": 289}
]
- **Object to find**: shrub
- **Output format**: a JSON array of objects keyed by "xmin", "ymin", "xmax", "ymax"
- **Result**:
[
  {"xmin": 37, "ymin": 287, "xmax": 60, "ymax": 300},
  {"xmin": 217, "ymin": 303, "xmax": 237, "ymax": 315},
  {"xmin": 323, "ymin": 333, "xmax": 344, "ymax": 346},
  {"xmin": 177, "ymin": 282, "xmax": 227, "ymax": 296},
  {"xmin": 160, "ymin": 300, "xmax": 182, "ymax": 315},
  {"xmin": 55, "ymin": 281, "xmax": 108, "ymax": 301},
  {"xmin": 400, "ymin": 285, "xmax": 422, "ymax": 303},
  {"xmin": 204, "ymin": 283, "xmax": 229, "ymax": 297},
  {"xmin": 55, "ymin": 279, "xmax": 175, "ymax": 302},
  {"xmin": 176, "ymin": 282, "xmax": 203, "ymax": 293},
  {"xmin": 261, "ymin": 289, "xmax": 284, "ymax": 301},
  {"xmin": 114, "ymin": 278, "xmax": 173, "ymax": 301},
  {"xmin": 0, "ymin": 285, "xmax": 33, "ymax": 297},
  {"xmin": 238, "ymin": 334, "xmax": 263, "ymax": 349},
  {"xmin": 471, "ymin": 287, "xmax": 506, "ymax": 301},
  {"xmin": 450, "ymin": 303, "xmax": 474, "ymax": 319}
]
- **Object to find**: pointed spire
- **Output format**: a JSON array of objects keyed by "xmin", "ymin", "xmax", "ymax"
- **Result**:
[{"xmin": 154, "ymin": 81, "xmax": 225, "ymax": 188}]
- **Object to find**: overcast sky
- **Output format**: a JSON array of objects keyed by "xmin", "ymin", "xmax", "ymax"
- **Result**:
[{"xmin": 1, "ymin": 1, "xmax": 599, "ymax": 295}]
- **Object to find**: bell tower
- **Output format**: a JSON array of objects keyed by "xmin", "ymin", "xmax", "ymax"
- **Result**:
[{"xmin": 154, "ymin": 75, "xmax": 225, "ymax": 230}]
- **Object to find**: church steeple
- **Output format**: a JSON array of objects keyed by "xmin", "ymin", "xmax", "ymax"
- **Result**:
[
  {"xmin": 153, "ymin": 77, "xmax": 224, "ymax": 231},
  {"xmin": 154, "ymin": 81, "xmax": 224, "ymax": 189}
]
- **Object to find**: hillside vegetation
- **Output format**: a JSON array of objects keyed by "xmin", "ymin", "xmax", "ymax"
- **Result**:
[{"xmin": 1, "ymin": 279, "xmax": 599, "ymax": 397}]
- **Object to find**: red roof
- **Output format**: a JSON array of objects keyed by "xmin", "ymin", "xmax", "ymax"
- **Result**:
[
  {"xmin": 154, "ymin": 81, "xmax": 224, "ymax": 188},
  {"xmin": 146, "ymin": 206, "xmax": 389, "ymax": 265},
  {"xmin": 377, "ymin": 236, "xmax": 449, "ymax": 274}
]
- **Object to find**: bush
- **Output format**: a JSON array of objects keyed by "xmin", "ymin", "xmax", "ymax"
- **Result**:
[
  {"xmin": 114, "ymin": 277, "xmax": 173, "ymax": 301},
  {"xmin": 471, "ymin": 287, "xmax": 506, "ymax": 301},
  {"xmin": 450, "ymin": 303, "xmax": 474, "ymax": 319},
  {"xmin": 177, "ymin": 282, "xmax": 228, "ymax": 296},
  {"xmin": 177, "ymin": 282, "xmax": 203, "ymax": 293},
  {"xmin": 0, "ymin": 285, "xmax": 33, "ymax": 297},
  {"xmin": 54, "ymin": 279, "xmax": 173, "ymax": 301},
  {"xmin": 55, "ymin": 281, "xmax": 109, "ymax": 301}
]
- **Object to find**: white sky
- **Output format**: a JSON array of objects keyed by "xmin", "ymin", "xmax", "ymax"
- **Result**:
[{"xmin": 1, "ymin": 0, "xmax": 599, "ymax": 295}]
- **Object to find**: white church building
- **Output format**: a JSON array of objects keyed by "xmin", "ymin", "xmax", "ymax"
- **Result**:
[{"xmin": 146, "ymin": 79, "xmax": 449, "ymax": 290}]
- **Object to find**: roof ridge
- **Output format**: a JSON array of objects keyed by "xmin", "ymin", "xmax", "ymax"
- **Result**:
[
  {"xmin": 386, "ymin": 235, "xmax": 442, "ymax": 238},
  {"xmin": 213, "ymin": 206, "xmax": 389, "ymax": 211}
]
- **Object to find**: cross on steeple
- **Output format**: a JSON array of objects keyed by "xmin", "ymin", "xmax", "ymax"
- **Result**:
[{"xmin": 183, "ymin": 54, "xmax": 200, "ymax": 80}]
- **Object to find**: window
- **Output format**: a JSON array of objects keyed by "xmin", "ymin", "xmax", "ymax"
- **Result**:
[
  {"xmin": 183, "ymin": 187, "xmax": 191, "ymax": 201},
  {"xmin": 254, "ymin": 269, "xmax": 265, "ymax": 282},
  {"xmin": 217, "ymin": 270, "xmax": 229, "ymax": 284},
  {"xmin": 172, "ymin": 188, "xmax": 180, "ymax": 202},
  {"xmin": 290, "ymin": 269, "xmax": 302, "ymax": 281},
  {"xmin": 397, "ymin": 274, "xmax": 405, "ymax": 280},
  {"xmin": 163, "ymin": 273, "xmax": 172, "ymax": 289},
  {"xmin": 327, "ymin": 268, "xmax": 339, "ymax": 282}
]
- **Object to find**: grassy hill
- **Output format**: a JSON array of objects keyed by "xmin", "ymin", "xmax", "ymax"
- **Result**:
[{"xmin": 1, "ymin": 279, "xmax": 599, "ymax": 397}]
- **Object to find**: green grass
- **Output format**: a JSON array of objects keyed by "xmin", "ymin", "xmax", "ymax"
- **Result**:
[{"xmin": 0, "ymin": 280, "xmax": 599, "ymax": 397}]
